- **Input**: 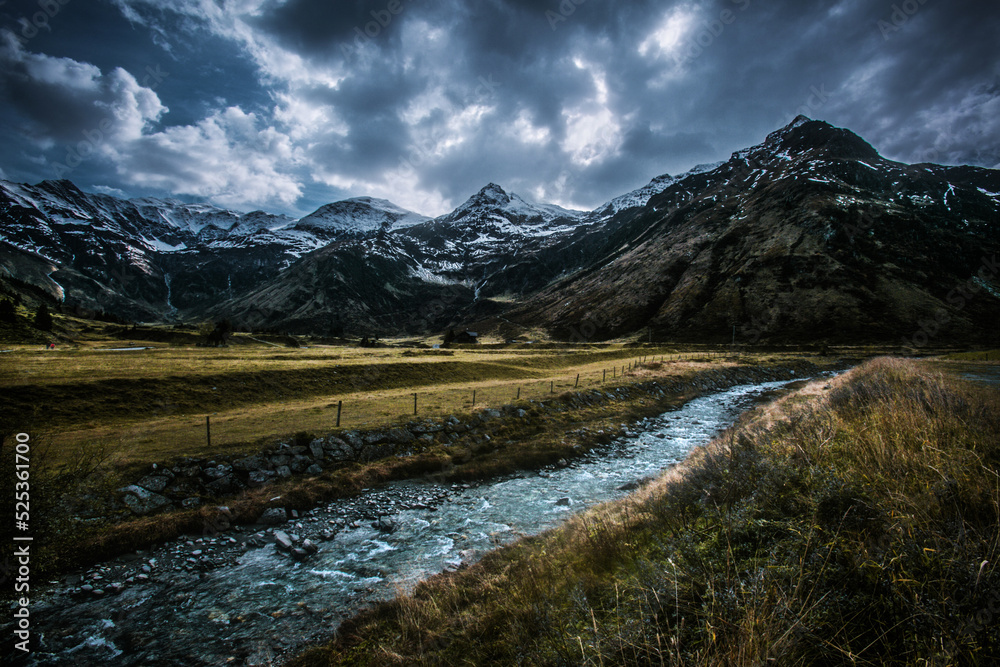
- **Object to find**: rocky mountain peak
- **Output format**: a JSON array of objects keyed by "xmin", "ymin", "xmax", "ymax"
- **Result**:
[{"xmin": 470, "ymin": 183, "xmax": 512, "ymax": 206}]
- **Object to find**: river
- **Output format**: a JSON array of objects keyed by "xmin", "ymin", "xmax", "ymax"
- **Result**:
[{"xmin": 13, "ymin": 374, "xmax": 837, "ymax": 666}]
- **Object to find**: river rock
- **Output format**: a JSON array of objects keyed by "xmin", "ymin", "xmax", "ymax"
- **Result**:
[
  {"xmin": 301, "ymin": 539, "xmax": 319, "ymax": 555},
  {"xmin": 203, "ymin": 464, "xmax": 233, "ymax": 480},
  {"xmin": 206, "ymin": 474, "xmax": 238, "ymax": 495},
  {"xmin": 274, "ymin": 531, "xmax": 293, "ymax": 551},
  {"xmin": 119, "ymin": 485, "xmax": 172, "ymax": 515},
  {"xmin": 248, "ymin": 470, "xmax": 276, "ymax": 488},
  {"xmin": 342, "ymin": 431, "xmax": 364, "ymax": 449},
  {"xmin": 479, "ymin": 409, "xmax": 502, "ymax": 422},
  {"xmin": 324, "ymin": 436, "xmax": 348, "ymax": 451},
  {"xmin": 290, "ymin": 455, "xmax": 312, "ymax": 473},
  {"xmin": 555, "ymin": 497, "xmax": 572, "ymax": 506},
  {"xmin": 291, "ymin": 548, "xmax": 309, "ymax": 562},
  {"xmin": 137, "ymin": 475, "xmax": 170, "ymax": 493},
  {"xmin": 233, "ymin": 455, "xmax": 267, "ymax": 472},
  {"xmin": 309, "ymin": 440, "xmax": 325, "ymax": 459},
  {"xmin": 387, "ymin": 427, "xmax": 415, "ymax": 444},
  {"xmin": 363, "ymin": 431, "xmax": 388, "ymax": 446},
  {"xmin": 258, "ymin": 508, "xmax": 287, "ymax": 525}
]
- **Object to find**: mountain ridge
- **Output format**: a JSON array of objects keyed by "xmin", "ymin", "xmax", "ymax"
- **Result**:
[{"xmin": 2, "ymin": 116, "xmax": 998, "ymax": 344}]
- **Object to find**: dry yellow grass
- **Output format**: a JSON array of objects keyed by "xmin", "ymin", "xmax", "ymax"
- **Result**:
[{"xmin": 3, "ymin": 343, "xmax": 763, "ymax": 469}]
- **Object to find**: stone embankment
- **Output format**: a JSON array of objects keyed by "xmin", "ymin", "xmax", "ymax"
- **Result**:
[{"xmin": 116, "ymin": 362, "xmax": 824, "ymax": 517}]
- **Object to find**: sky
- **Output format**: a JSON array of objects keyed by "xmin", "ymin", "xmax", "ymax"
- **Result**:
[{"xmin": 0, "ymin": 0, "xmax": 998, "ymax": 218}]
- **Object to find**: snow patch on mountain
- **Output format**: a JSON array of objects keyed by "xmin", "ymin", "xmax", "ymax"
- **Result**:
[{"xmin": 594, "ymin": 161, "xmax": 726, "ymax": 216}]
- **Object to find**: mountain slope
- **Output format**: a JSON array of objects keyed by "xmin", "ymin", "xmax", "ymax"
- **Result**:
[{"xmin": 502, "ymin": 117, "xmax": 1000, "ymax": 345}]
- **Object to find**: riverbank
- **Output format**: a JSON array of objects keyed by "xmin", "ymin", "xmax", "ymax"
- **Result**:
[
  {"xmin": 3, "ymin": 367, "xmax": 837, "ymax": 664},
  {"xmin": 293, "ymin": 358, "xmax": 1000, "ymax": 666},
  {"xmin": 2, "ymin": 358, "xmax": 839, "ymax": 584}
]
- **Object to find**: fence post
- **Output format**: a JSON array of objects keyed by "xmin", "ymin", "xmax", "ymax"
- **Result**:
[
  {"xmin": 575, "ymin": 374, "xmax": 579, "ymax": 388},
  {"xmin": 516, "ymin": 387, "xmax": 521, "ymax": 400},
  {"xmin": 550, "ymin": 380, "xmax": 554, "ymax": 394},
  {"xmin": 473, "ymin": 389, "xmax": 476, "ymax": 406},
  {"xmin": 603, "ymin": 369, "xmax": 606, "ymax": 382},
  {"xmin": 336, "ymin": 400, "xmax": 342, "ymax": 427},
  {"xmin": 414, "ymin": 392, "xmax": 418, "ymax": 416},
  {"xmin": 206, "ymin": 416, "xmax": 211, "ymax": 448}
]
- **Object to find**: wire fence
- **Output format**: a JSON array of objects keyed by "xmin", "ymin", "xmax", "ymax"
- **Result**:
[
  {"xmin": 54, "ymin": 351, "xmax": 739, "ymax": 460},
  {"xmin": 199, "ymin": 352, "xmax": 731, "ymax": 438}
]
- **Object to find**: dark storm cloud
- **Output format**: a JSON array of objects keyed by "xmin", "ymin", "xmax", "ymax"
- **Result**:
[{"xmin": 0, "ymin": 0, "xmax": 997, "ymax": 214}]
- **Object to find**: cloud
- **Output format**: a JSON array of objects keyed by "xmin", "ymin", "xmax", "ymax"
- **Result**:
[
  {"xmin": 0, "ymin": 30, "xmax": 166, "ymax": 149},
  {"xmin": 91, "ymin": 184, "xmax": 129, "ymax": 198},
  {"xmin": 0, "ymin": 27, "xmax": 303, "ymax": 210},
  {"xmin": 0, "ymin": 0, "xmax": 997, "ymax": 217},
  {"xmin": 112, "ymin": 106, "xmax": 304, "ymax": 208}
]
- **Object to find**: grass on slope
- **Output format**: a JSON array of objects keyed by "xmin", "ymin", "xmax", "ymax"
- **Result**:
[
  {"xmin": 293, "ymin": 358, "xmax": 1000, "ymax": 666},
  {"xmin": 0, "ymin": 345, "xmax": 726, "ymax": 470}
]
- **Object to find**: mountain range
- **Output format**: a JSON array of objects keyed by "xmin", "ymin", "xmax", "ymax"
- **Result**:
[{"xmin": 1, "ymin": 116, "xmax": 998, "ymax": 345}]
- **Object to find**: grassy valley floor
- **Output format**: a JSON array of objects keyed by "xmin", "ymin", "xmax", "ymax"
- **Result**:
[
  {"xmin": 291, "ymin": 358, "xmax": 1000, "ymax": 666},
  {"xmin": 0, "ymin": 346, "xmax": 837, "ymax": 581}
]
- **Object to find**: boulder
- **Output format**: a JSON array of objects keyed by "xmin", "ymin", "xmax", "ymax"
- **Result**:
[
  {"xmin": 289, "ymin": 455, "xmax": 311, "ymax": 473},
  {"xmin": 363, "ymin": 431, "xmax": 388, "ymax": 446},
  {"xmin": 342, "ymin": 431, "xmax": 364, "ymax": 449},
  {"xmin": 273, "ymin": 530, "xmax": 293, "ymax": 551},
  {"xmin": 248, "ymin": 470, "xmax": 276, "ymax": 488},
  {"xmin": 275, "ymin": 465, "xmax": 292, "ymax": 479},
  {"xmin": 206, "ymin": 474, "xmax": 239, "ymax": 495},
  {"xmin": 269, "ymin": 455, "xmax": 291, "ymax": 468},
  {"xmin": 301, "ymin": 539, "xmax": 319, "ymax": 555},
  {"xmin": 233, "ymin": 455, "xmax": 267, "ymax": 472},
  {"xmin": 308, "ymin": 441, "xmax": 325, "ymax": 459},
  {"xmin": 306, "ymin": 464, "xmax": 323, "ymax": 475},
  {"xmin": 258, "ymin": 508, "xmax": 287, "ymax": 525},
  {"xmin": 137, "ymin": 475, "xmax": 170, "ymax": 493},
  {"xmin": 375, "ymin": 517, "xmax": 396, "ymax": 533},
  {"xmin": 118, "ymin": 485, "xmax": 171, "ymax": 516},
  {"xmin": 202, "ymin": 464, "xmax": 233, "ymax": 480},
  {"xmin": 478, "ymin": 409, "xmax": 502, "ymax": 422},
  {"xmin": 386, "ymin": 427, "xmax": 415, "ymax": 444},
  {"xmin": 323, "ymin": 437, "xmax": 349, "ymax": 452}
]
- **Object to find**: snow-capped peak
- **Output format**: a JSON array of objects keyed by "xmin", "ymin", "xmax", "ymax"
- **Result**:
[
  {"xmin": 445, "ymin": 183, "xmax": 584, "ymax": 228},
  {"xmin": 293, "ymin": 197, "xmax": 430, "ymax": 236}
]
